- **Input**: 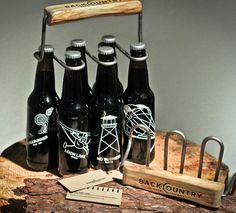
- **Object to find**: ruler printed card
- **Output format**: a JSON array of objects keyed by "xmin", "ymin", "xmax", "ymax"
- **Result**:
[
  {"xmin": 66, "ymin": 186, "xmax": 123, "ymax": 206},
  {"xmin": 58, "ymin": 169, "xmax": 113, "ymax": 192}
]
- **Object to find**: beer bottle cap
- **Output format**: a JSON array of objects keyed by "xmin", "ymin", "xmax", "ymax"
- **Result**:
[
  {"xmin": 101, "ymin": 35, "xmax": 116, "ymax": 44},
  {"xmin": 130, "ymin": 42, "xmax": 146, "ymax": 51},
  {"xmin": 98, "ymin": 46, "xmax": 114, "ymax": 55},
  {"xmin": 65, "ymin": 50, "xmax": 81, "ymax": 59},
  {"xmin": 38, "ymin": 44, "xmax": 54, "ymax": 53},
  {"xmin": 70, "ymin": 39, "xmax": 86, "ymax": 47}
]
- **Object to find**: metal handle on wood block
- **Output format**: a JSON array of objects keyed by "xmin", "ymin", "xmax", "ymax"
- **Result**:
[
  {"xmin": 197, "ymin": 136, "xmax": 224, "ymax": 182},
  {"xmin": 164, "ymin": 130, "xmax": 187, "ymax": 174}
]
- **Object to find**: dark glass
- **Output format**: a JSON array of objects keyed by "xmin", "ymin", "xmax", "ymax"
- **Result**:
[
  {"xmin": 122, "ymin": 42, "xmax": 155, "ymax": 164},
  {"xmin": 95, "ymin": 35, "xmax": 123, "ymax": 95},
  {"xmin": 26, "ymin": 46, "xmax": 59, "ymax": 171},
  {"xmin": 90, "ymin": 46, "xmax": 123, "ymax": 171},
  {"xmin": 67, "ymin": 39, "xmax": 93, "ymax": 102},
  {"xmin": 58, "ymin": 51, "xmax": 91, "ymax": 175}
]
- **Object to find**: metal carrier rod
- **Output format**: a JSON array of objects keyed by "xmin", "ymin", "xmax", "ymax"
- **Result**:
[
  {"xmin": 115, "ymin": 42, "xmax": 148, "ymax": 61},
  {"xmin": 197, "ymin": 136, "xmax": 224, "ymax": 182},
  {"xmin": 120, "ymin": 124, "xmax": 151, "ymax": 172},
  {"xmin": 34, "ymin": 11, "xmax": 143, "ymax": 70},
  {"xmin": 164, "ymin": 130, "xmax": 187, "ymax": 174},
  {"xmin": 85, "ymin": 49, "xmax": 117, "ymax": 66},
  {"xmin": 224, "ymin": 172, "xmax": 236, "ymax": 196}
]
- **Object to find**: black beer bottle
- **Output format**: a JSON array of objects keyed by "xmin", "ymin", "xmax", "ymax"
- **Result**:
[
  {"xmin": 96, "ymin": 35, "xmax": 123, "ymax": 95},
  {"xmin": 90, "ymin": 46, "xmax": 123, "ymax": 171},
  {"xmin": 26, "ymin": 45, "xmax": 59, "ymax": 171},
  {"xmin": 122, "ymin": 42, "xmax": 156, "ymax": 164},
  {"xmin": 67, "ymin": 39, "xmax": 93, "ymax": 102},
  {"xmin": 58, "ymin": 50, "xmax": 91, "ymax": 175}
]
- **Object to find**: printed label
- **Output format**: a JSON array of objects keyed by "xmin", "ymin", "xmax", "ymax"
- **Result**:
[
  {"xmin": 59, "ymin": 121, "xmax": 91, "ymax": 160},
  {"xmin": 34, "ymin": 107, "xmax": 54, "ymax": 135},
  {"xmin": 64, "ymin": 0, "xmax": 123, "ymax": 9},
  {"xmin": 138, "ymin": 179, "xmax": 202, "ymax": 199},
  {"xmin": 124, "ymin": 104, "xmax": 155, "ymax": 151},
  {"xmin": 28, "ymin": 135, "xmax": 48, "ymax": 146},
  {"xmin": 97, "ymin": 115, "xmax": 120, "ymax": 162}
]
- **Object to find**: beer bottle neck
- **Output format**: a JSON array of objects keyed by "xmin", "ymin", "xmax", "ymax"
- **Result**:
[
  {"xmin": 69, "ymin": 46, "xmax": 90, "ymax": 87},
  {"xmin": 94, "ymin": 54, "xmax": 118, "ymax": 96},
  {"xmin": 127, "ymin": 49, "xmax": 149, "ymax": 90},
  {"xmin": 61, "ymin": 58, "xmax": 84, "ymax": 101},
  {"xmin": 34, "ymin": 52, "xmax": 56, "ymax": 92}
]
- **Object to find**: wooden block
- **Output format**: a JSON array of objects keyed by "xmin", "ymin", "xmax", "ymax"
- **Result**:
[
  {"xmin": 45, "ymin": 0, "xmax": 142, "ymax": 25},
  {"xmin": 123, "ymin": 161, "xmax": 225, "ymax": 208}
]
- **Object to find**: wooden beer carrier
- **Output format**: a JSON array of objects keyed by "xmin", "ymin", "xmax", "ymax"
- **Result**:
[
  {"xmin": 120, "ymin": 125, "xmax": 225, "ymax": 208},
  {"xmin": 31, "ymin": 0, "xmax": 231, "ymax": 210}
]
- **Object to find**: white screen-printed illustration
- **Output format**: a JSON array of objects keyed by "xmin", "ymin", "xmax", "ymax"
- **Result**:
[
  {"xmin": 97, "ymin": 115, "xmax": 120, "ymax": 162},
  {"xmin": 124, "ymin": 104, "xmax": 155, "ymax": 151},
  {"xmin": 34, "ymin": 107, "xmax": 54, "ymax": 135},
  {"xmin": 58, "ymin": 121, "xmax": 91, "ymax": 159}
]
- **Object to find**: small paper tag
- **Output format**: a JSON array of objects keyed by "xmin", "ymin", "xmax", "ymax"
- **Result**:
[
  {"xmin": 58, "ymin": 170, "xmax": 113, "ymax": 192},
  {"xmin": 108, "ymin": 170, "xmax": 123, "ymax": 180},
  {"xmin": 66, "ymin": 186, "xmax": 123, "ymax": 206}
]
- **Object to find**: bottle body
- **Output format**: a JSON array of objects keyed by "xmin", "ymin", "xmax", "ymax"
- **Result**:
[
  {"xmin": 122, "ymin": 42, "xmax": 156, "ymax": 164},
  {"xmin": 90, "ymin": 96, "xmax": 123, "ymax": 171},
  {"xmin": 27, "ymin": 91, "xmax": 58, "ymax": 170},
  {"xmin": 58, "ymin": 51, "xmax": 91, "ymax": 175},
  {"xmin": 26, "ymin": 47, "xmax": 59, "ymax": 171},
  {"xmin": 58, "ymin": 102, "xmax": 90, "ymax": 175},
  {"xmin": 90, "ymin": 46, "xmax": 123, "ymax": 171}
]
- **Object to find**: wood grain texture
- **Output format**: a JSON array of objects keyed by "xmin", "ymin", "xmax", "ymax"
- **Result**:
[
  {"xmin": 123, "ymin": 163, "xmax": 224, "ymax": 208},
  {"xmin": 23, "ymin": 178, "xmax": 236, "ymax": 213},
  {"xmin": 45, "ymin": 0, "xmax": 142, "ymax": 25},
  {"xmin": 0, "ymin": 131, "xmax": 230, "ymax": 212}
]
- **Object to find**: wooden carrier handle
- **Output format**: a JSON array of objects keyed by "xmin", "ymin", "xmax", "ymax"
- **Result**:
[{"xmin": 45, "ymin": 0, "xmax": 142, "ymax": 25}]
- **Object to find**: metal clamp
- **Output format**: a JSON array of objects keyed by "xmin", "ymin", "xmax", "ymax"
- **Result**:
[
  {"xmin": 53, "ymin": 55, "xmax": 86, "ymax": 71},
  {"xmin": 197, "ymin": 136, "xmax": 224, "ymax": 182},
  {"xmin": 115, "ymin": 42, "xmax": 148, "ymax": 61},
  {"xmin": 164, "ymin": 130, "xmax": 187, "ymax": 174},
  {"xmin": 85, "ymin": 49, "xmax": 117, "ymax": 66},
  {"xmin": 120, "ymin": 124, "xmax": 151, "ymax": 173}
]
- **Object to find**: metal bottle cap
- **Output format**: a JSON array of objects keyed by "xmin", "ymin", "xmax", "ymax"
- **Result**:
[
  {"xmin": 130, "ymin": 42, "xmax": 146, "ymax": 51},
  {"xmin": 98, "ymin": 46, "xmax": 114, "ymax": 55},
  {"xmin": 101, "ymin": 35, "xmax": 116, "ymax": 44},
  {"xmin": 38, "ymin": 44, "xmax": 54, "ymax": 53},
  {"xmin": 70, "ymin": 39, "xmax": 86, "ymax": 47},
  {"xmin": 65, "ymin": 50, "xmax": 81, "ymax": 59}
]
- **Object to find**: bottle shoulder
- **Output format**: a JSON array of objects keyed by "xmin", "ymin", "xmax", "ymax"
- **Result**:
[
  {"xmin": 59, "ymin": 99, "xmax": 90, "ymax": 111},
  {"xmin": 27, "ymin": 90, "xmax": 59, "ymax": 107},
  {"xmin": 58, "ymin": 101, "xmax": 90, "ymax": 119},
  {"xmin": 122, "ymin": 87, "xmax": 154, "ymax": 100}
]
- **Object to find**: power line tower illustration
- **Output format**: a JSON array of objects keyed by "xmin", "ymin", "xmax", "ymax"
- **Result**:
[{"xmin": 97, "ymin": 115, "xmax": 120, "ymax": 161}]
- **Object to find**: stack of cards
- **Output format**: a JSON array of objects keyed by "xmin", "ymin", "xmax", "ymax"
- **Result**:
[{"xmin": 58, "ymin": 170, "xmax": 123, "ymax": 206}]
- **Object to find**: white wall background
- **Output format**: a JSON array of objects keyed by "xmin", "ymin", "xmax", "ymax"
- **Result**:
[{"xmin": 0, "ymin": 0, "xmax": 236, "ymax": 176}]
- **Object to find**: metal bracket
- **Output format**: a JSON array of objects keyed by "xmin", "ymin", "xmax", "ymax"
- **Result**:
[
  {"xmin": 120, "ymin": 124, "xmax": 151, "ymax": 172},
  {"xmin": 34, "ymin": 11, "xmax": 143, "ymax": 68}
]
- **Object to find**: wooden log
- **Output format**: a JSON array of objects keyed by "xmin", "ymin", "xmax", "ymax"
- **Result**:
[
  {"xmin": 22, "ymin": 178, "xmax": 236, "ymax": 213},
  {"xmin": 0, "ymin": 131, "xmax": 231, "ymax": 212},
  {"xmin": 44, "ymin": 0, "xmax": 142, "ymax": 25}
]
